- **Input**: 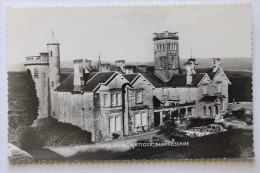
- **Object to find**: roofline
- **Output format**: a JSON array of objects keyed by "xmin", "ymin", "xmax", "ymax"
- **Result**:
[
  {"xmin": 54, "ymin": 74, "xmax": 73, "ymax": 91},
  {"xmin": 212, "ymin": 67, "xmax": 231, "ymax": 84},
  {"xmin": 197, "ymin": 73, "xmax": 212, "ymax": 87},
  {"xmin": 92, "ymin": 71, "xmax": 129, "ymax": 93},
  {"xmin": 130, "ymin": 73, "xmax": 156, "ymax": 89}
]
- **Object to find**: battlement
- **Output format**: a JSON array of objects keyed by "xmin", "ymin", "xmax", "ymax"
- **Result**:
[
  {"xmin": 24, "ymin": 55, "xmax": 48, "ymax": 66},
  {"xmin": 153, "ymin": 31, "xmax": 178, "ymax": 41}
]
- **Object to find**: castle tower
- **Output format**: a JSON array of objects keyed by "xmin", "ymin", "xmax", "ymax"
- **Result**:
[
  {"xmin": 153, "ymin": 31, "xmax": 180, "ymax": 81},
  {"xmin": 24, "ymin": 53, "xmax": 50, "ymax": 119},
  {"xmin": 47, "ymin": 32, "xmax": 60, "ymax": 118}
]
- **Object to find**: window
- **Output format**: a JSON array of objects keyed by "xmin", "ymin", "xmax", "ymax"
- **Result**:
[
  {"xmin": 136, "ymin": 90, "xmax": 143, "ymax": 104},
  {"xmin": 51, "ymin": 81, "xmax": 54, "ymax": 88},
  {"xmin": 171, "ymin": 43, "xmax": 174, "ymax": 50},
  {"xmin": 116, "ymin": 93, "xmax": 121, "ymax": 106},
  {"xmin": 104, "ymin": 94, "xmax": 109, "ymax": 107},
  {"xmin": 141, "ymin": 112, "xmax": 148, "ymax": 126},
  {"xmin": 159, "ymin": 44, "xmax": 162, "ymax": 50},
  {"xmin": 217, "ymin": 83, "xmax": 222, "ymax": 93},
  {"xmin": 188, "ymin": 108, "xmax": 192, "ymax": 116},
  {"xmin": 157, "ymin": 44, "xmax": 159, "ymax": 50},
  {"xmin": 209, "ymin": 107, "xmax": 212, "ymax": 116},
  {"xmin": 50, "ymin": 51, "xmax": 53, "ymax": 56},
  {"xmin": 203, "ymin": 106, "xmax": 207, "ymax": 116},
  {"xmin": 162, "ymin": 88, "xmax": 167, "ymax": 96},
  {"xmin": 203, "ymin": 85, "xmax": 207, "ymax": 95},
  {"xmin": 162, "ymin": 44, "xmax": 165, "ymax": 50},
  {"xmin": 109, "ymin": 116, "xmax": 121, "ymax": 133},
  {"xmin": 34, "ymin": 68, "xmax": 39, "ymax": 78},
  {"xmin": 221, "ymin": 99, "xmax": 225, "ymax": 111},
  {"xmin": 215, "ymin": 105, "xmax": 219, "ymax": 115},
  {"xmin": 134, "ymin": 112, "xmax": 147, "ymax": 127},
  {"xmin": 111, "ymin": 93, "xmax": 116, "ymax": 107},
  {"xmin": 111, "ymin": 93, "xmax": 121, "ymax": 107},
  {"xmin": 167, "ymin": 43, "xmax": 170, "ymax": 49}
]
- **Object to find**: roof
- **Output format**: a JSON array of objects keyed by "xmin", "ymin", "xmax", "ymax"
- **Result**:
[
  {"xmin": 55, "ymin": 72, "xmax": 97, "ymax": 92},
  {"xmin": 141, "ymin": 73, "xmax": 166, "ymax": 88},
  {"xmin": 83, "ymin": 72, "xmax": 116, "ymax": 92},
  {"xmin": 166, "ymin": 73, "xmax": 205, "ymax": 87},
  {"xmin": 123, "ymin": 74, "xmax": 139, "ymax": 83},
  {"xmin": 200, "ymin": 96, "xmax": 218, "ymax": 102},
  {"xmin": 110, "ymin": 65, "xmax": 125, "ymax": 74},
  {"xmin": 196, "ymin": 68, "xmax": 217, "ymax": 80}
]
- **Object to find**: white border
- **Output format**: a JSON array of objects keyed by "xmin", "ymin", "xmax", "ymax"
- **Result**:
[{"xmin": 0, "ymin": 0, "xmax": 259, "ymax": 173}]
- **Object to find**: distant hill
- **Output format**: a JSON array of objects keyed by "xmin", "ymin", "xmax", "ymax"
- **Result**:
[{"xmin": 8, "ymin": 57, "xmax": 252, "ymax": 72}]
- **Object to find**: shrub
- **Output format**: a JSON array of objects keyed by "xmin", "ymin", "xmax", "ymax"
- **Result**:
[
  {"xmin": 112, "ymin": 133, "xmax": 120, "ymax": 139},
  {"xmin": 187, "ymin": 118, "xmax": 215, "ymax": 128}
]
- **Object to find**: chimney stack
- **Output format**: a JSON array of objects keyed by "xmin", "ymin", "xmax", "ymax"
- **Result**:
[
  {"xmin": 84, "ymin": 59, "xmax": 92, "ymax": 72},
  {"xmin": 73, "ymin": 59, "xmax": 84, "ymax": 91},
  {"xmin": 115, "ymin": 60, "xmax": 125, "ymax": 71},
  {"xmin": 124, "ymin": 65, "xmax": 135, "ymax": 74},
  {"xmin": 101, "ymin": 63, "xmax": 111, "ymax": 72},
  {"xmin": 212, "ymin": 58, "xmax": 221, "ymax": 72},
  {"xmin": 138, "ymin": 65, "xmax": 147, "ymax": 73},
  {"xmin": 187, "ymin": 58, "xmax": 197, "ymax": 74},
  {"xmin": 184, "ymin": 61, "xmax": 193, "ymax": 85}
]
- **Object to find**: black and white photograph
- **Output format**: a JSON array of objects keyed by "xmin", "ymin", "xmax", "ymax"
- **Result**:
[{"xmin": 7, "ymin": 4, "xmax": 253, "ymax": 162}]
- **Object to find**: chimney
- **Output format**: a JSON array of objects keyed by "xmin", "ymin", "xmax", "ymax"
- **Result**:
[
  {"xmin": 84, "ymin": 59, "xmax": 92, "ymax": 72},
  {"xmin": 101, "ymin": 63, "xmax": 111, "ymax": 72},
  {"xmin": 185, "ymin": 61, "xmax": 192, "ymax": 85},
  {"xmin": 115, "ymin": 60, "xmax": 125, "ymax": 71},
  {"xmin": 187, "ymin": 58, "xmax": 197, "ymax": 74},
  {"xmin": 138, "ymin": 65, "xmax": 147, "ymax": 73},
  {"xmin": 73, "ymin": 59, "xmax": 84, "ymax": 91},
  {"xmin": 212, "ymin": 58, "xmax": 221, "ymax": 72},
  {"xmin": 124, "ymin": 65, "xmax": 135, "ymax": 74}
]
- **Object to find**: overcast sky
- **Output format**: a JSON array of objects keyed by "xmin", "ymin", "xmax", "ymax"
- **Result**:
[{"xmin": 8, "ymin": 4, "xmax": 252, "ymax": 65}]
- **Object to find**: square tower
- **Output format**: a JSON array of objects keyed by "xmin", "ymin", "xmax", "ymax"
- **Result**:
[{"xmin": 153, "ymin": 31, "xmax": 180, "ymax": 81}]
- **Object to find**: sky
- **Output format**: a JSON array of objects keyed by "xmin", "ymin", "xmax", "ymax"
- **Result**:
[{"xmin": 8, "ymin": 4, "xmax": 252, "ymax": 66}]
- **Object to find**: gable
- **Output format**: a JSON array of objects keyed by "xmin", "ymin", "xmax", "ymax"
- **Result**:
[{"xmin": 212, "ymin": 67, "xmax": 231, "ymax": 84}]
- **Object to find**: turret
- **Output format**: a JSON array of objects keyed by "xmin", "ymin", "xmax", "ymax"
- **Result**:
[{"xmin": 47, "ymin": 32, "xmax": 60, "ymax": 118}]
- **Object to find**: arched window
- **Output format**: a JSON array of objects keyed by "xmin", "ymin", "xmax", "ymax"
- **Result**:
[
  {"xmin": 209, "ymin": 107, "xmax": 212, "ymax": 116},
  {"xmin": 215, "ymin": 105, "xmax": 219, "ymax": 115},
  {"xmin": 203, "ymin": 106, "xmax": 206, "ymax": 116},
  {"xmin": 34, "ymin": 68, "xmax": 39, "ymax": 78},
  {"xmin": 171, "ymin": 43, "xmax": 174, "ymax": 50},
  {"xmin": 162, "ymin": 44, "xmax": 165, "ymax": 50}
]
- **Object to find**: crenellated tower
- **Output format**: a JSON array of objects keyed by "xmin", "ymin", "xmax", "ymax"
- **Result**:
[
  {"xmin": 153, "ymin": 31, "xmax": 180, "ymax": 81},
  {"xmin": 24, "ymin": 54, "xmax": 50, "ymax": 119}
]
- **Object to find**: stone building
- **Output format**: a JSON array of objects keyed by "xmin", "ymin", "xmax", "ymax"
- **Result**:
[{"xmin": 25, "ymin": 31, "xmax": 231, "ymax": 142}]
